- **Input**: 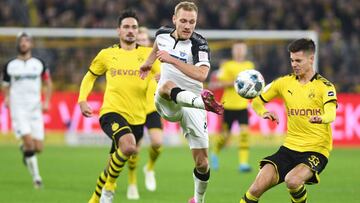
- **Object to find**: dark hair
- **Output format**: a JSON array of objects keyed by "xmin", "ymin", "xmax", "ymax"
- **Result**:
[
  {"xmin": 287, "ymin": 38, "xmax": 315, "ymax": 54},
  {"xmin": 117, "ymin": 10, "xmax": 138, "ymax": 27}
]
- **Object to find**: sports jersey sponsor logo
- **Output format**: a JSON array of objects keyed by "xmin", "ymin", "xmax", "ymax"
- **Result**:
[
  {"xmin": 288, "ymin": 108, "xmax": 321, "ymax": 116},
  {"xmin": 14, "ymin": 74, "xmax": 38, "ymax": 81},
  {"xmin": 109, "ymin": 68, "xmax": 140, "ymax": 77},
  {"xmin": 169, "ymin": 54, "xmax": 187, "ymax": 62},
  {"xmin": 328, "ymin": 91, "xmax": 335, "ymax": 96}
]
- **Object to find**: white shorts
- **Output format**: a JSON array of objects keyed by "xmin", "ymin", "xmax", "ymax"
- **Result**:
[
  {"xmin": 10, "ymin": 103, "xmax": 44, "ymax": 141},
  {"xmin": 155, "ymin": 93, "xmax": 208, "ymax": 149}
]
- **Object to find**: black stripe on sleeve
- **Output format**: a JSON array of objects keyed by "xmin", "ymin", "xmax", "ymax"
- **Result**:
[
  {"xmin": 324, "ymin": 99, "xmax": 338, "ymax": 108},
  {"xmin": 88, "ymin": 69, "xmax": 101, "ymax": 76},
  {"xmin": 259, "ymin": 95, "xmax": 268, "ymax": 103}
]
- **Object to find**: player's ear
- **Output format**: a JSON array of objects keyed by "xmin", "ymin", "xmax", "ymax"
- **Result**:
[{"xmin": 172, "ymin": 15, "xmax": 176, "ymax": 25}]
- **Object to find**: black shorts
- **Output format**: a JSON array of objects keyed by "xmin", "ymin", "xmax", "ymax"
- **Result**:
[
  {"xmin": 100, "ymin": 112, "xmax": 144, "ymax": 153},
  {"xmin": 260, "ymin": 146, "xmax": 328, "ymax": 185},
  {"xmin": 223, "ymin": 109, "xmax": 248, "ymax": 130},
  {"xmin": 145, "ymin": 111, "xmax": 162, "ymax": 129}
]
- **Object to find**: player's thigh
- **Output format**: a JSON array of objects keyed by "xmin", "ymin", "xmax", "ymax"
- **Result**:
[
  {"xmin": 30, "ymin": 109, "xmax": 45, "ymax": 141},
  {"xmin": 10, "ymin": 106, "xmax": 32, "ymax": 139},
  {"xmin": 154, "ymin": 93, "xmax": 182, "ymax": 122},
  {"xmin": 249, "ymin": 163, "xmax": 278, "ymax": 196},
  {"xmin": 284, "ymin": 163, "xmax": 313, "ymax": 187},
  {"xmin": 181, "ymin": 108, "xmax": 208, "ymax": 149},
  {"xmin": 296, "ymin": 151, "xmax": 328, "ymax": 184}
]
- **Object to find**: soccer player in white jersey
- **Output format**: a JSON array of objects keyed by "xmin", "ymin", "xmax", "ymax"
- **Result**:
[
  {"xmin": 2, "ymin": 32, "xmax": 52, "ymax": 189},
  {"xmin": 140, "ymin": 2, "xmax": 224, "ymax": 203}
]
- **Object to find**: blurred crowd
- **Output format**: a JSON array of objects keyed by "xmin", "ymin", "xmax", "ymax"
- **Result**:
[{"xmin": 0, "ymin": 0, "xmax": 359, "ymax": 92}]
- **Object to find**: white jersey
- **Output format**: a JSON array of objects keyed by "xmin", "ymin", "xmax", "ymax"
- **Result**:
[
  {"xmin": 155, "ymin": 27, "xmax": 211, "ymax": 95},
  {"xmin": 2, "ymin": 57, "xmax": 48, "ymax": 105}
]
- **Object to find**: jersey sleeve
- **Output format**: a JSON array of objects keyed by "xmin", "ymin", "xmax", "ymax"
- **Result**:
[
  {"xmin": 259, "ymin": 78, "xmax": 281, "ymax": 103},
  {"xmin": 322, "ymin": 83, "xmax": 337, "ymax": 105},
  {"xmin": 39, "ymin": 59, "xmax": 51, "ymax": 81},
  {"xmin": 88, "ymin": 49, "xmax": 107, "ymax": 76},
  {"xmin": 2, "ymin": 62, "xmax": 10, "ymax": 86},
  {"xmin": 191, "ymin": 33, "xmax": 211, "ymax": 68}
]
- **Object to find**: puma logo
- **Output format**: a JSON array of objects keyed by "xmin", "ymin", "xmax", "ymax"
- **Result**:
[{"xmin": 288, "ymin": 90, "xmax": 293, "ymax": 95}]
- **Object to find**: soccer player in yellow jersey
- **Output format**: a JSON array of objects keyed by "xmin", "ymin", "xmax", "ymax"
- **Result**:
[
  {"xmin": 210, "ymin": 42, "xmax": 255, "ymax": 172},
  {"xmin": 240, "ymin": 38, "xmax": 337, "ymax": 203},
  {"xmin": 137, "ymin": 26, "xmax": 164, "ymax": 192},
  {"xmin": 78, "ymin": 11, "xmax": 154, "ymax": 203}
]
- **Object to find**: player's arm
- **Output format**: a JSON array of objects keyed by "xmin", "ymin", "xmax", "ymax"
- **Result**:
[
  {"xmin": 158, "ymin": 51, "xmax": 209, "ymax": 82},
  {"xmin": 41, "ymin": 68, "xmax": 52, "ymax": 112},
  {"xmin": 78, "ymin": 51, "xmax": 105, "ymax": 117},
  {"xmin": 309, "ymin": 102, "xmax": 336, "ymax": 124},
  {"xmin": 140, "ymin": 43, "xmax": 159, "ymax": 79},
  {"xmin": 251, "ymin": 81, "xmax": 281, "ymax": 124}
]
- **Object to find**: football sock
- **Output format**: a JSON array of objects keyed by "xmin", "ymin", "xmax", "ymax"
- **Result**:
[
  {"xmin": 24, "ymin": 150, "xmax": 41, "ymax": 181},
  {"xmin": 213, "ymin": 134, "xmax": 226, "ymax": 155},
  {"xmin": 240, "ymin": 191, "xmax": 259, "ymax": 203},
  {"xmin": 128, "ymin": 154, "xmax": 138, "ymax": 185},
  {"xmin": 289, "ymin": 185, "xmax": 307, "ymax": 203},
  {"xmin": 93, "ymin": 169, "xmax": 108, "ymax": 198},
  {"xmin": 239, "ymin": 131, "xmax": 250, "ymax": 165},
  {"xmin": 193, "ymin": 168, "xmax": 210, "ymax": 203},
  {"xmin": 170, "ymin": 87, "xmax": 205, "ymax": 109},
  {"xmin": 147, "ymin": 146, "xmax": 163, "ymax": 170},
  {"xmin": 107, "ymin": 148, "xmax": 129, "ymax": 183}
]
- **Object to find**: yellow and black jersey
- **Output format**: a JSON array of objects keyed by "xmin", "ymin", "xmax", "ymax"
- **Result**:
[
  {"xmin": 217, "ymin": 60, "xmax": 255, "ymax": 110},
  {"xmin": 86, "ymin": 44, "xmax": 154, "ymax": 125},
  {"xmin": 145, "ymin": 60, "xmax": 161, "ymax": 114},
  {"xmin": 259, "ymin": 73, "xmax": 337, "ymax": 157}
]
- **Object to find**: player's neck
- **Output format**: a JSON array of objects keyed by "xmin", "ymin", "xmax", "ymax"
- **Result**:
[
  {"xmin": 119, "ymin": 41, "xmax": 136, "ymax": 51},
  {"xmin": 298, "ymin": 70, "xmax": 316, "ymax": 84},
  {"xmin": 17, "ymin": 52, "xmax": 31, "ymax": 61}
]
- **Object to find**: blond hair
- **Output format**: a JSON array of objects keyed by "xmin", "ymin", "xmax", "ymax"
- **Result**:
[{"xmin": 174, "ymin": 1, "xmax": 198, "ymax": 15}]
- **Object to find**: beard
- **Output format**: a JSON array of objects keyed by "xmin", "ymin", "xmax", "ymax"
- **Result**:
[{"xmin": 17, "ymin": 46, "xmax": 30, "ymax": 55}]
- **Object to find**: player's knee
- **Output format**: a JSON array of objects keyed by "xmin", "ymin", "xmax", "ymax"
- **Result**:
[
  {"xmin": 121, "ymin": 145, "xmax": 137, "ymax": 157},
  {"xmin": 195, "ymin": 158, "xmax": 209, "ymax": 173},
  {"xmin": 159, "ymin": 81, "xmax": 176, "ymax": 98},
  {"xmin": 284, "ymin": 175, "xmax": 303, "ymax": 189}
]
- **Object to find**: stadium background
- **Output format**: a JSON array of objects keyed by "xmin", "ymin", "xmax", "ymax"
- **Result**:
[{"xmin": 0, "ymin": 0, "xmax": 359, "ymax": 202}]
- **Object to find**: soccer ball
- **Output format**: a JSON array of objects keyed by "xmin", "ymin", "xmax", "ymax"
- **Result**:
[{"xmin": 234, "ymin": 69, "xmax": 265, "ymax": 99}]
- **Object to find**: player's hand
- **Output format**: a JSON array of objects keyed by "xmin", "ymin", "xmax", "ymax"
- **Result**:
[
  {"xmin": 263, "ymin": 111, "xmax": 279, "ymax": 124},
  {"xmin": 156, "ymin": 50, "xmax": 173, "ymax": 64},
  {"xmin": 4, "ymin": 96, "xmax": 9, "ymax": 108},
  {"xmin": 42, "ymin": 102, "xmax": 50, "ymax": 112},
  {"xmin": 79, "ymin": 101, "xmax": 93, "ymax": 117},
  {"xmin": 309, "ymin": 116, "xmax": 322, "ymax": 124},
  {"xmin": 154, "ymin": 74, "xmax": 161, "ymax": 82},
  {"xmin": 140, "ymin": 63, "xmax": 152, "ymax": 79}
]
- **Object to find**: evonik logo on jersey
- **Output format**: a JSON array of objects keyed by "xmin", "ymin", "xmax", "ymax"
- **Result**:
[
  {"xmin": 288, "ymin": 108, "xmax": 321, "ymax": 116},
  {"xmin": 109, "ymin": 68, "xmax": 140, "ymax": 77}
]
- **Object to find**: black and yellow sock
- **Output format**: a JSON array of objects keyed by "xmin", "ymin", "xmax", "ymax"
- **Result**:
[
  {"xmin": 93, "ymin": 169, "xmax": 108, "ymax": 198},
  {"xmin": 128, "ymin": 154, "xmax": 138, "ymax": 185},
  {"xmin": 238, "ymin": 131, "xmax": 250, "ymax": 165},
  {"xmin": 289, "ymin": 185, "xmax": 307, "ymax": 203},
  {"xmin": 147, "ymin": 146, "xmax": 163, "ymax": 170},
  {"xmin": 107, "ymin": 148, "xmax": 129, "ymax": 183},
  {"xmin": 213, "ymin": 134, "xmax": 226, "ymax": 155},
  {"xmin": 240, "ymin": 191, "xmax": 259, "ymax": 203}
]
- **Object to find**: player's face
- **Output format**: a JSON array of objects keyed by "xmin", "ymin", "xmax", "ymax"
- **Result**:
[
  {"xmin": 18, "ymin": 36, "xmax": 32, "ymax": 55},
  {"xmin": 173, "ymin": 9, "xmax": 197, "ymax": 40},
  {"xmin": 137, "ymin": 33, "xmax": 151, "ymax": 47},
  {"xmin": 232, "ymin": 43, "xmax": 247, "ymax": 60},
  {"xmin": 290, "ymin": 51, "xmax": 314, "ymax": 77},
  {"xmin": 117, "ymin": 17, "xmax": 138, "ymax": 45}
]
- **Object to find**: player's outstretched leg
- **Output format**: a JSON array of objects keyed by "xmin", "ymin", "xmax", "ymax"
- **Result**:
[
  {"xmin": 144, "ymin": 144, "xmax": 162, "ymax": 191},
  {"xmin": 127, "ymin": 154, "xmax": 140, "ymax": 200}
]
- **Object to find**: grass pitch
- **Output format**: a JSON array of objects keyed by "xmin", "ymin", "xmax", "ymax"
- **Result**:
[{"xmin": 0, "ymin": 143, "xmax": 359, "ymax": 203}]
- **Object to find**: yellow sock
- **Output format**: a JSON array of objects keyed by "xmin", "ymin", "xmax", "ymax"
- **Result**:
[
  {"xmin": 94, "ymin": 170, "xmax": 107, "ymax": 198},
  {"xmin": 107, "ymin": 149, "xmax": 128, "ymax": 183},
  {"xmin": 213, "ymin": 133, "xmax": 226, "ymax": 154},
  {"xmin": 128, "ymin": 154, "xmax": 138, "ymax": 184},
  {"xmin": 147, "ymin": 146, "xmax": 163, "ymax": 171},
  {"xmin": 238, "ymin": 131, "xmax": 250, "ymax": 165},
  {"xmin": 240, "ymin": 191, "xmax": 258, "ymax": 203},
  {"xmin": 289, "ymin": 185, "xmax": 307, "ymax": 203}
]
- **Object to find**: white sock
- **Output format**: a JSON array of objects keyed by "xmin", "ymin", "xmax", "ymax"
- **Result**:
[
  {"xmin": 25, "ymin": 155, "xmax": 41, "ymax": 181},
  {"xmin": 193, "ymin": 172, "xmax": 208, "ymax": 203},
  {"xmin": 176, "ymin": 91, "xmax": 204, "ymax": 109}
]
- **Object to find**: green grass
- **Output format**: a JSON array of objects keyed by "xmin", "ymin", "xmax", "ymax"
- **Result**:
[{"xmin": 0, "ymin": 144, "xmax": 359, "ymax": 203}]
